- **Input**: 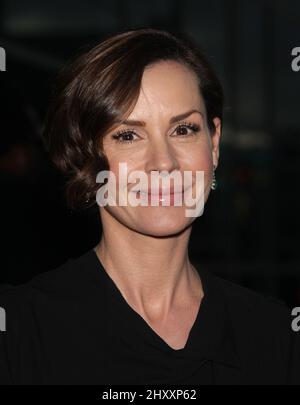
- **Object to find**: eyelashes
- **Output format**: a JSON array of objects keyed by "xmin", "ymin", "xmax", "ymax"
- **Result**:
[{"xmin": 111, "ymin": 122, "xmax": 201, "ymax": 144}]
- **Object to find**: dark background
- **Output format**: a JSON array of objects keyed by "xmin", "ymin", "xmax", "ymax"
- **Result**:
[{"xmin": 0, "ymin": 0, "xmax": 299, "ymax": 308}]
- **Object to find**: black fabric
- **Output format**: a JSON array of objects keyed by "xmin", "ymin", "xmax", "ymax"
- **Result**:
[{"xmin": 0, "ymin": 248, "xmax": 299, "ymax": 385}]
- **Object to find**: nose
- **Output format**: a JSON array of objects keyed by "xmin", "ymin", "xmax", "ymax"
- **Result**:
[{"xmin": 144, "ymin": 136, "xmax": 180, "ymax": 175}]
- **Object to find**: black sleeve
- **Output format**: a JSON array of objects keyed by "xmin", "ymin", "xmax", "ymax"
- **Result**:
[
  {"xmin": 0, "ymin": 332, "xmax": 13, "ymax": 384},
  {"xmin": 287, "ymin": 328, "xmax": 300, "ymax": 385},
  {"xmin": 0, "ymin": 287, "xmax": 16, "ymax": 385}
]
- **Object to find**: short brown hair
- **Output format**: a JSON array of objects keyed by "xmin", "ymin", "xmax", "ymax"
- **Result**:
[{"xmin": 43, "ymin": 28, "xmax": 224, "ymax": 210}]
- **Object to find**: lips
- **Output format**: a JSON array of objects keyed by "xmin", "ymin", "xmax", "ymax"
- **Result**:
[{"xmin": 138, "ymin": 188, "xmax": 185, "ymax": 195}]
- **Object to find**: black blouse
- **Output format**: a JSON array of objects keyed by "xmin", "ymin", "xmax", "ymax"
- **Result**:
[{"xmin": 0, "ymin": 248, "xmax": 299, "ymax": 385}]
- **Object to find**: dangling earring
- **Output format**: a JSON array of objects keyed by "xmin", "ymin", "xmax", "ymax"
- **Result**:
[
  {"xmin": 211, "ymin": 165, "xmax": 217, "ymax": 190},
  {"xmin": 85, "ymin": 193, "xmax": 91, "ymax": 204}
]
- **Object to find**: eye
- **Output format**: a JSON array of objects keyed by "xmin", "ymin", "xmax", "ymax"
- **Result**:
[
  {"xmin": 172, "ymin": 122, "xmax": 201, "ymax": 137},
  {"xmin": 111, "ymin": 121, "xmax": 201, "ymax": 144},
  {"xmin": 111, "ymin": 129, "xmax": 140, "ymax": 144}
]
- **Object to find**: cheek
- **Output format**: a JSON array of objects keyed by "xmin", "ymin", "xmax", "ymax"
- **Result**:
[
  {"xmin": 104, "ymin": 144, "xmax": 137, "ymax": 171},
  {"xmin": 106, "ymin": 158, "xmax": 136, "ymax": 192},
  {"xmin": 179, "ymin": 133, "xmax": 213, "ymax": 168},
  {"xmin": 185, "ymin": 147, "xmax": 212, "ymax": 172},
  {"xmin": 184, "ymin": 146, "xmax": 212, "ymax": 199}
]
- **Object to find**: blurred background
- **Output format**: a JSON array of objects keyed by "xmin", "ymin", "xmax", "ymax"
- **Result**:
[{"xmin": 0, "ymin": 0, "xmax": 299, "ymax": 307}]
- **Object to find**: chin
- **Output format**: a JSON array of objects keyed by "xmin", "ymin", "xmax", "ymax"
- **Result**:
[{"xmin": 132, "ymin": 210, "xmax": 193, "ymax": 237}]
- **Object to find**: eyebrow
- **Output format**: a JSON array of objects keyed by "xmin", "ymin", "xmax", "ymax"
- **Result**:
[{"xmin": 117, "ymin": 109, "xmax": 204, "ymax": 127}]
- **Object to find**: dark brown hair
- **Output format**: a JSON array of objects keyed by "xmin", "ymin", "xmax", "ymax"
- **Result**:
[{"xmin": 43, "ymin": 28, "xmax": 224, "ymax": 210}]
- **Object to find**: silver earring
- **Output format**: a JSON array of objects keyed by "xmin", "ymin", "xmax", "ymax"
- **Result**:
[{"xmin": 211, "ymin": 165, "xmax": 217, "ymax": 190}]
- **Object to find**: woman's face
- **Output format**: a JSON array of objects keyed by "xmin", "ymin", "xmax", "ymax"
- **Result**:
[{"xmin": 100, "ymin": 60, "xmax": 221, "ymax": 237}]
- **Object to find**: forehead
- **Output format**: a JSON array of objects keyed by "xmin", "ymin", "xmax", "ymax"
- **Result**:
[{"xmin": 128, "ymin": 61, "xmax": 204, "ymax": 120}]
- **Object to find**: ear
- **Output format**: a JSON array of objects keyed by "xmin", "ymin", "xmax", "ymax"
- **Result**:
[{"xmin": 211, "ymin": 117, "xmax": 222, "ymax": 169}]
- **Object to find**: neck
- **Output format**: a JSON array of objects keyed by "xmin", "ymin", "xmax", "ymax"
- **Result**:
[{"xmin": 94, "ymin": 209, "xmax": 203, "ymax": 321}]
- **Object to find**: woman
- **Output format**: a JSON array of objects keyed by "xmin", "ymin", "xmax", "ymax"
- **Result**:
[{"xmin": 0, "ymin": 28, "xmax": 299, "ymax": 385}]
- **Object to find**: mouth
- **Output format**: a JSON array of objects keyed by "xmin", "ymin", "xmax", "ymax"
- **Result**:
[
  {"xmin": 126, "ymin": 185, "xmax": 195, "ymax": 206},
  {"xmin": 130, "ymin": 187, "xmax": 190, "ymax": 204},
  {"xmin": 136, "ymin": 189, "xmax": 185, "ymax": 197}
]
